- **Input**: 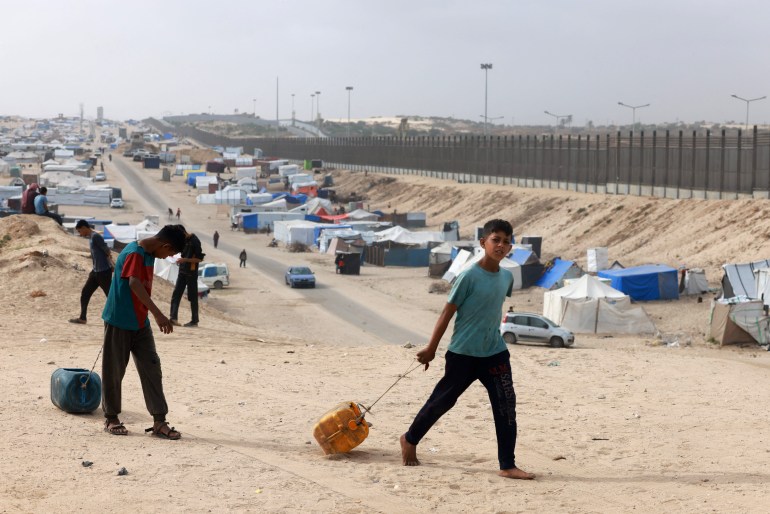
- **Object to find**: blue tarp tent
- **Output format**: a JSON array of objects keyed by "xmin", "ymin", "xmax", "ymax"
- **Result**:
[
  {"xmin": 598, "ymin": 265, "xmax": 679, "ymax": 301},
  {"xmin": 241, "ymin": 213, "xmax": 258, "ymax": 230},
  {"xmin": 536, "ymin": 258, "xmax": 580, "ymax": 289},
  {"xmin": 186, "ymin": 172, "xmax": 207, "ymax": 186}
]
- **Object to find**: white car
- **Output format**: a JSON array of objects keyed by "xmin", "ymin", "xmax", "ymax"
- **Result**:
[
  {"xmin": 94, "ymin": 172, "xmax": 106, "ymax": 181},
  {"xmin": 110, "ymin": 198, "xmax": 125, "ymax": 208},
  {"xmin": 500, "ymin": 312, "xmax": 575, "ymax": 348},
  {"xmin": 198, "ymin": 263, "xmax": 230, "ymax": 289}
]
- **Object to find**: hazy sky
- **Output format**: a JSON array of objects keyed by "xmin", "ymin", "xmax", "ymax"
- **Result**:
[{"xmin": 2, "ymin": 0, "xmax": 769, "ymax": 126}]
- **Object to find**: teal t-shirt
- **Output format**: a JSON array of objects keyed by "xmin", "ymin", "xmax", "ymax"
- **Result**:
[
  {"xmin": 102, "ymin": 242, "xmax": 155, "ymax": 331},
  {"xmin": 447, "ymin": 263, "xmax": 513, "ymax": 357}
]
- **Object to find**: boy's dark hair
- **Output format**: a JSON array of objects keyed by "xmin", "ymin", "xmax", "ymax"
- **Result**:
[
  {"xmin": 481, "ymin": 219, "xmax": 513, "ymax": 238},
  {"xmin": 39, "ymin": 186, "xmax": 47, "ymax": 194},
  {"xmin": 156, "ymin": 224, "xmax": 187, "ymax": 253},
  {"xmin": 75, "ymin": 219, "xmax": 92, "ymax": 229}
]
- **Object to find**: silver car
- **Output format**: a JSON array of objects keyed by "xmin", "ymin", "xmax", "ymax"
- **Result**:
[{"xmin": 500, "ymin": 312, "xmax": 575, "ymax": 348}]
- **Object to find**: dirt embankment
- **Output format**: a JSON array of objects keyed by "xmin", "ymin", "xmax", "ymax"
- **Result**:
[{"xmin": 332, "ymin": 170, "xmax": 770, "ymax": 280}]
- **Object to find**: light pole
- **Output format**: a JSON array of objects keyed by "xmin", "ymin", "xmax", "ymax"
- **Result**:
[
  {"xmin": 310, "ymin": 94, "xmax": 315, "ymax": 125},
  {"xmin": 346, "ymin": 86, "xmax": 354, "ymax": 138},
  {"xmin": 544, "ymin": 110, "xmax": 572, "ymax": 133},
  {"xmin": 208, "ymin": 105, "xmax": 211, "ymax": 115},
  {"xmin": 252, "ymin": 98, "xmax": 256, "ymax": 117},
  {"xmin": 315, "ymin": 91, "xmax": 321, "ymax": 132},
  {"xmin": 731, "ymin": 94, "xmax": 766, "ymax": 131},
  {"xmin": 617, "ymin": 101, "xmax": 650, "ymax": 132},
  {"xmin": 480, "ymin": 63, "xmax": 492, "ymax": 136},
  {"xmin": 291, "ymin": 93, "xmax": 295, "ymax": 126}
]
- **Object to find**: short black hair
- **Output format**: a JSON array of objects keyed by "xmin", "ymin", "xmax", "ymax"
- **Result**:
[
  {"xmin": 39, "ymin": 186, "xmax": 47, "ymax": 194},
  {"xmin": 156, "ymin": 224, "xmax": 187, "ymax": 253},
  {"xmin": 481, "ymin": 219, "xmax": 513, "ymax": 238},
  {"xmin": 75, "ymin": 219, "xmax": 92, "ymax": 229}
]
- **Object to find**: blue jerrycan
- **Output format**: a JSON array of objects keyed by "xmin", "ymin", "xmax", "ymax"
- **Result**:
[{"xmin": 50, "ymin": 368, "xmax": 102, "ymax": 413}]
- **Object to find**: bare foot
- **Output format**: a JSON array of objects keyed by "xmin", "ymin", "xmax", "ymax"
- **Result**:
[
  {"xmin": 498, "ymin": 467, "xmax": 535, "ymax": 480},
  {"xmin": 400, "ymin": 433, "xmax": 420, "ymax": 466}
]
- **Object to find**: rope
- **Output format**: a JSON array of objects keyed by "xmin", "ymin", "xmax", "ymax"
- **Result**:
[
  {"xmin": 82, "ymin": 343, "xmax": 104, "ymax": 389},
  {"xmin": 359, "ymin": 359, "xmax": 422, "ymax": 418}
]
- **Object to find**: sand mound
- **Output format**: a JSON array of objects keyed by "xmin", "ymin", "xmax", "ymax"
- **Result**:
[{"xmin": 332, "ymin": 170, "xmax": 770, "ymax": 278}]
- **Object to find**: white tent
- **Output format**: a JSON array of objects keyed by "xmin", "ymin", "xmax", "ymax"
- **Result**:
[
  {"xmin": 154, "ymin": 256, "xmax": 210, "ymax": 295},
  {"xmin": 375, "ymin": 225, "xmax": 445, "ymax": 247},
  {"xmin": 347, "ymin": 209, "xmax": 380, "ymax": 221},
  {"xmin": 273, "ymin": 220, "xmax": 326, "ymax": 246},
  {"xmin": 441, "ymin": 248, "xmax": 523, "ymax": 289},
  {"xmin": 543, "ymin": 275, "xmax": 656, "ymax": 334},
  {"xmin": 682, "ymin": 268, "xmax": 709, "ymax": 295}
]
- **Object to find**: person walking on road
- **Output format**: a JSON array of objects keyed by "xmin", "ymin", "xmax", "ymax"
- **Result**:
[
  {"xmin": 176, "ymin": 208, "xmax": 181, "ymax": 220},
  {"xmin": 69, "ymin": 220, "xmax": 114, "ymax": 325},
  {"xmin": 213, "ymin": 230, "xmax": 220, "ymax": 249},
  {"xmin": 239, "ymin": 249, "xmax": 247, "ymax": 268},
  {"xmin": 169, "ymin": 231, "xmax": 205, "ymax": 327}
]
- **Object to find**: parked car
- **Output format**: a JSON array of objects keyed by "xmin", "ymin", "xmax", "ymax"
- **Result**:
[
  {"xmin": 132, "ymin": 151, "xmax": 148, "ymax": 161},
  {"xmin": 285, "ymin": 266, "xmax": 315, "ymax": 288},
  {"xmin": 122, "ymin": 149, "xmax": 134, "ymax": 157},
  {"xmin": 110, "ymin": 198, "xmax": 124, "ymax": 208},
  {"xmin": 198, "ymin": 263, "xmax": 230, "ymax": 289},
  {"xmin": 93, "ymin": 172, "xmax": 106, "ymax": 181},
  {"xmin": 500, "ymin": 312, "xmax": 575, "ymax": 348}
]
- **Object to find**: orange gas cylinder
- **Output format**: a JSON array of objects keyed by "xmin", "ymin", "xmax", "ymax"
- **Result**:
[{"xmin": 313, "ymin": 401, "xmax": 370, "ymax": 455}]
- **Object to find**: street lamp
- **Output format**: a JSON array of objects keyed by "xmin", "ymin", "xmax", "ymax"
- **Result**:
[
  {"xmin": 731, "ymin": 94, "xmax": 766, "ymax": 131},
  {"xmin": 315, "ymin": 91, "xmax": 321, "ymax": 131},
  {"xmin": 291, "ymin": 93, "xmax": 295, "ymax": 126},
  {"xmin": 252, "ymin": 98, "xmax": 256, "ymax": 117},
  {"xmin": 480, "ymin": 63, "xmax": 493, "ymax": 136},
  {"xmin": 346, "ymin": 86, "xmax": 354, "ymax": 138},
  {"xmin": 310, "ymin": 94, "xmax": 315, "ymax": 125},
  {"xmin": 544, "ymin": 110, "xmax": 572, "ymax": 132},
  {"xmin": 617, "ymin": 101, "xmax": 650, "ymax": 132}
]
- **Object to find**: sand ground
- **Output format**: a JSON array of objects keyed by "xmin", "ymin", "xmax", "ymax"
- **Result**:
[{"xmin": 1, "ymin": 143, "xmax": 770, "ymax": 513}]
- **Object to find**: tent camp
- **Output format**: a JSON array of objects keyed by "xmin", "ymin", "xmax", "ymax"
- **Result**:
[
  {"xmin": 709, "ymin": 298, "xmax": 770, "ymax": 347},
  {"xmin": 543, "ymin": 275, "xmax": 656, "ymax": 334},
  {"xmin": 509, "ymin": 248, "xmax": 545, "ymax": 288},
  {"xmin": 598, "ymin": 264, "xmax": 679, "ymax": 301},
  {"xmin": 721, "ymin": 259, "xmax": 770, "ymax": 299}
]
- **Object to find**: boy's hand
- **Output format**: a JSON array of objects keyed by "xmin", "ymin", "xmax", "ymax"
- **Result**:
[
  {"xmin": 154, "ymin": 312, "xmax": 174, "ymax": 334},
  {"xmin": 416, "ymin": 347, "xmax": 436, "ymax": 370}
]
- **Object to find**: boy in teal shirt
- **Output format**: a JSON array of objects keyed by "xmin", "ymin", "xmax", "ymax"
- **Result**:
[
  {"xmin": 401, "ymin": 219, "xmax": 534, "ymax": 480},
  {"xmin": 101, "ymin": 225, "xmax": 187, "ymax": 439}
]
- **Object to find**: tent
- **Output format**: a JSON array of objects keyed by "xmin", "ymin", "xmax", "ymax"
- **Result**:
[
  {"xmin": 755, "ymin": 269, "xmax": 770, "ymax": 307},
  {"xmin": 273, "ymin": 220, "xmax": 324, "ymax": 246},
  {"xmin": 721, "ymin": 259, "xmax": 770, "ymax": 299},
  {"xmin": 535, "ymin": 258, "xmax": 582, "ymax": 289},
  {"xmin": 442, "ymin": 249, "xmax": 523, "ymax": 290},
  {"xmin": 598, "ymin": 264, "xmax": 679, "ymax": 301},
  {"xmin": 680, "ymin": 268, "xmax": 709, "ymax": 295},
  {"xmin": 543, "ymin": 275, "xmax": 656, "ymax": 334},
  {"xmin": 509, "ymin": 249, "xmax": 545, "ymax": 288},
  {"xmin": 709, "ymin": 299, "xmax": 770, "ymax": 346}
]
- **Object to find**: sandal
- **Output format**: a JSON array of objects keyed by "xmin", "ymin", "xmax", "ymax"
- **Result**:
[
  {"xmin": 69, "ymin": 318, "xmax": 87, "ymax": 324},
  {"xmin": 104, "ymin": 418, "xmax": 128, "ymax": 436},
  {"xmin": 145, "ymin": 421, "xmax": 181, "ymax": 440}
]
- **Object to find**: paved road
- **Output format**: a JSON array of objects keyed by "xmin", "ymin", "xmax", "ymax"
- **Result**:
[{"xmin": 112, "ymin": 157, "xmax": 426, "ymax": 345}]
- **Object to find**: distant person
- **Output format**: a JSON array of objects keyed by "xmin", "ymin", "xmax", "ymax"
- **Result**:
[
  {"xmin": 168, "ymin": 207, "xmax": 173, "ymax": 220},
  {"xmin": 34, "ymin": 187, "xmax": 63, "ymax": 225},
  {"xmin": 100, "ymin": 162, "xmax": 104, "ymax": 172},
  {"xmin": 176, "ymin": 208, "xmax": 181, "ymax": 220},
  {"xmin": 400, "ymin": 219, "xmax": 535, "ymax": 480},
  {"xmin": 21, "ymin": 183, "xmax": 40, "ymax": 214},
  {"xmin": 108, "ymin": 153, "xmax": 112, "ymax": 162},
  {"xmin": 213, "ymin": 230, "xmax": 220, "ymax": 249},
  {"xmin": 69, "ymin": 220, "xmax": 114, "ymax": 325},
  {"xmin": 239, "ymin": 249, "xmax": 247, "ymax": 268},
  {"xmin": 101, "ymin": 224, "xmax": 186, "ymax": 439},
  {"xmin": 169, "ymin": 231, "xmax": 204, "ymax": 328}
]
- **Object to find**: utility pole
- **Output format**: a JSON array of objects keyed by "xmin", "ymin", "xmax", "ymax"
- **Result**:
[
  {"xmin": 291, "ymin": 93, "xmax": 295, "ymax": 126},
  {"xmin": 618, "ymin": 101, "xmax": 650, "ymax": 132},
  {"xmin": 731, "ymin": 94, "xmax": 766, "ymax": 131}
]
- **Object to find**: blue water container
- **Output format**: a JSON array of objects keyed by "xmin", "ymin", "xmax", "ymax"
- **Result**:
[{"xmin": 50, "ymin": 368, "xmax": 102, "ymax": 413}]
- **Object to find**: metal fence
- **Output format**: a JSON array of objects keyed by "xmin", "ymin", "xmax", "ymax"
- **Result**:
[{"xmin": 160, "ymin": 120, "xmax": 770, "ymax": 199}]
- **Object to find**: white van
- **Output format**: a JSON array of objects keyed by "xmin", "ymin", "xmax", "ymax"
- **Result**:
[{"xmin": 198, "ymin": 263, "xmax": 230, "ymax": 289}]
